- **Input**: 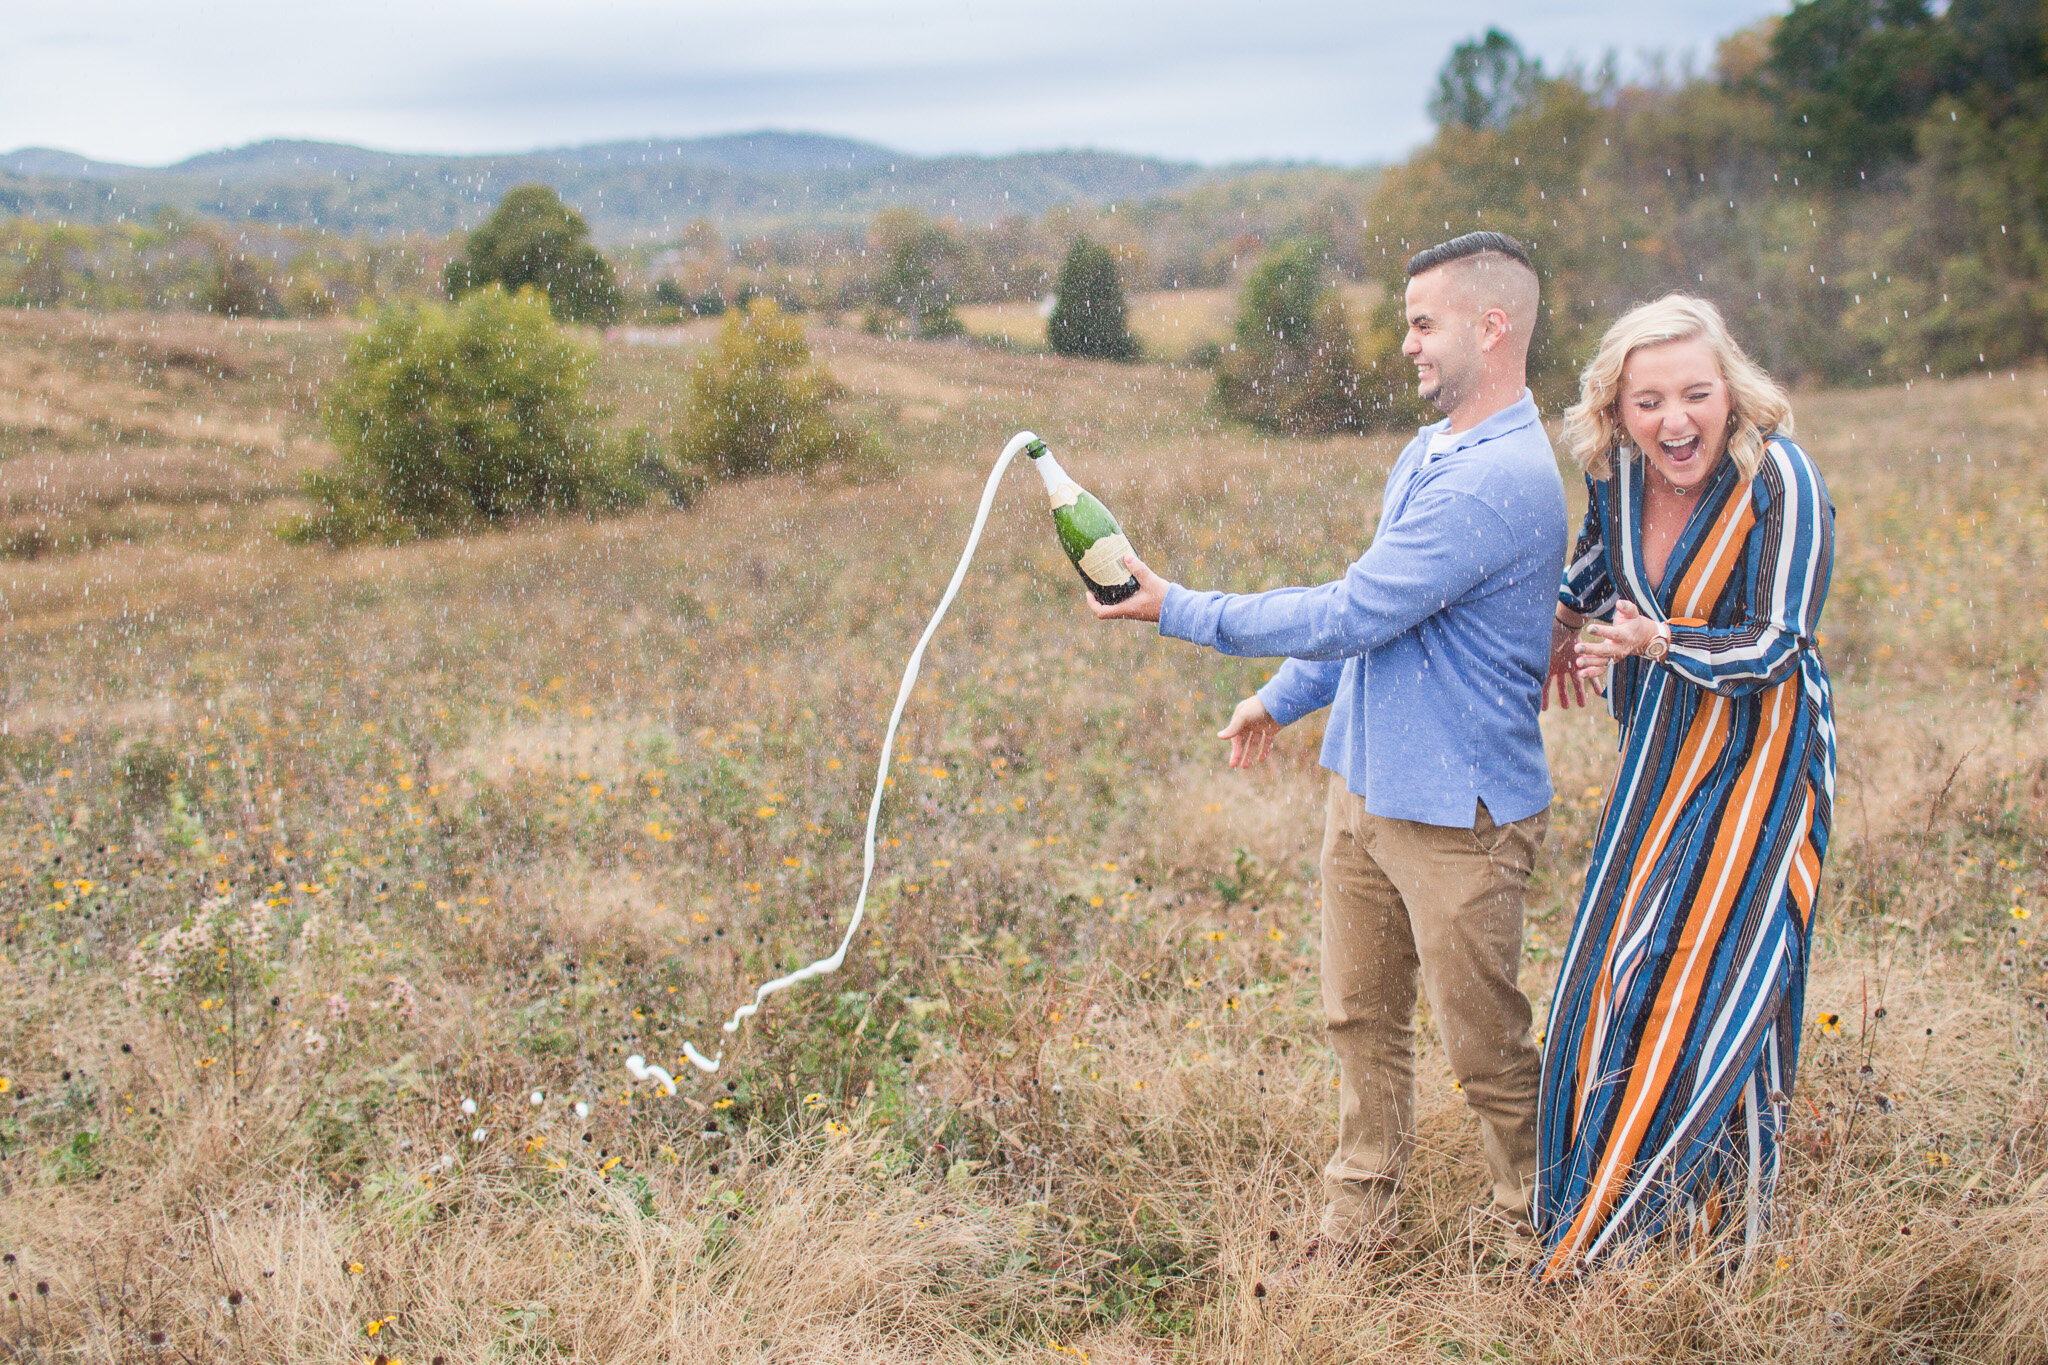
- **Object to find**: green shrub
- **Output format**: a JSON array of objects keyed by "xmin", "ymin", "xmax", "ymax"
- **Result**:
[
  {"xmin": 870, "ymin": 210, "xmax": 965, "ymax": 340},
  {"xmin": 675, "ymin": 299, "xmax": 883, "ymax": 480},
  {"xmin": 1048, "ymin": 237, "xmax": 1138, "ymax": 360},
  {"xmin": 443, "ymin": 184, "xmax": 623, "ymax": 326},
  {"xmin": 1213, "ymin": 241, "xmax": 1375, "ymax": 434},
  {"xmin": 4, "ymin": 224, "xmax": 86, "ymax": 307},
  {"xmin": 209, "ymin": 239, "xmax": 285, "ymax": 318},
  {"xmin": 298, "ymin": 285, "xmax": 641, "ymax": 543}
]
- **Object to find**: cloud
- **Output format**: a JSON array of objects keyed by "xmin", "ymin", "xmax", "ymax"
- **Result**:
[{"xmin": 0, "ymin": 0, "xmax": 1783, "ymax": 166}]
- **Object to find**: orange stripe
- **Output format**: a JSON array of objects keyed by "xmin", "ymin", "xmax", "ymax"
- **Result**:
[
  {"xmin": 1545, "ymin": 677, "xmax": 1799, "ymax": 1276},
  {"xmin": 1672, "ymin": 488, "xmax": 1756, "ymax": 621}
]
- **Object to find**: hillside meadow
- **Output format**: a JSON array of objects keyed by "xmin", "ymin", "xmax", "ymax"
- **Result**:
[
  {"xmin": 954, "ymin": 285, "xmax": 1381, "ymax": 362},
  {"xmin": 0, "ymin": 308, "xmax": 2045, "ymax": 1363}
]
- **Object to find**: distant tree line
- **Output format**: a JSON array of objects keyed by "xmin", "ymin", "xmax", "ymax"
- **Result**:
[
  {"xmin": 1347, "ymin": 2, "xmax": 2048, "ymax": 405},
  {"xmin": 8, "ymin": 0, "xmax": 2045, "ymax": 398},
  {"xmin": 0, "ymin": 210, "xmax": 455, "ymax": 316}
]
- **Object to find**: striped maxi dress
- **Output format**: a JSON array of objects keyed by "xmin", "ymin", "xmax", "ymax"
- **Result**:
[{"xmin": 1534, "ymin": 433, "xmax": 1837, "ymax": 1277}]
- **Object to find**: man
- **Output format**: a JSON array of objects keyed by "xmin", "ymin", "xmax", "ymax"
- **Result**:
[{"xmin": 1092, "ymin": 232, "xmax": 1566, "ymax": 1253}]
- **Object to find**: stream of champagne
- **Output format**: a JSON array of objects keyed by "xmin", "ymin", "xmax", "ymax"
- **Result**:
[{"xmin": 632, "ymin": 429, "xmax": 1044, "ymax": 1084}]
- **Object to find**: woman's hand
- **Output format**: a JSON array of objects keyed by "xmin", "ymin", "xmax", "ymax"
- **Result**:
[
  {"xmin": 1218, "ymin": 695, "xmax": 1283, "ymax": 768},
  {"xmin": 1575, "ymin": 599, "xmax": 1665, "ymax": 679},
  {"xmin": 1087, "ymin": 553, "xmax": 1170, "ymax": 624},
  {"xmin": 1544, "ymin": 615, "xmax": 1593, "ymax": 710}
]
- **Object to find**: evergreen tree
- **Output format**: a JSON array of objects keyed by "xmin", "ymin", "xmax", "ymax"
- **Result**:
[
  {"xmin": 1429, "ymin": 28, "xmax": 1543, "ymax": 131},
  {"xmin": 443, "ymin": 185, "xmax": 623, "ymax": 326},
  {"xmin": 1213, "ymin": 240, "xmax": 1371, "ymax": 434},
  {"xmin": 1047, "ymin": 237, "xmax": 1138, "ymax": 360}
]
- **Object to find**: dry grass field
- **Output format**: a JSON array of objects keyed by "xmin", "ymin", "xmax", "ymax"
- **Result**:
[
  {"xmin": 957, "ymin": 285, "xmax": 1379, "ymax": 361},
  {"xmin": 1, "ymin": 306, "xmax": 2045, "ymax": 1363}
]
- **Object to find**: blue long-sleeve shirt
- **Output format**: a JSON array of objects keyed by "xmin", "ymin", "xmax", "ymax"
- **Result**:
[{"xmin": 1158, "ymin": 390, "xmax": 1567, "ymax": 827}]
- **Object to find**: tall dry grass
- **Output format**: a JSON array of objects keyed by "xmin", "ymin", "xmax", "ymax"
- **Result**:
[
  {"xmin": 0, "ymin": 311, "xmax": 2044, "ymax": 1363},
  {"xmin": 955, "ymin": 284, "xmax": 1380, "ymax": 363}
]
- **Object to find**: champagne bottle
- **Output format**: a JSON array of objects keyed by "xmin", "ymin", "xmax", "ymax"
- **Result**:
[{"xmin": 1025, "ymin": 437, "xmax": 1140, "ymax": 604}]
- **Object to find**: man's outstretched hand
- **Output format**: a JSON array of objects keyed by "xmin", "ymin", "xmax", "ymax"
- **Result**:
[
  {"xmin": 1087, "ymin": 553, "xmax": 1169, "ymax": 624},
  {"xmin": 1219, "ymin": 695, "xmax": 1283, "ymax": 768}
]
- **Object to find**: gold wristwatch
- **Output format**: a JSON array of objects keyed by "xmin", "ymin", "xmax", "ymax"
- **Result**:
[{"xmin": 1643, "ymin": 624, "xmax": 1671, "ymax": 662}]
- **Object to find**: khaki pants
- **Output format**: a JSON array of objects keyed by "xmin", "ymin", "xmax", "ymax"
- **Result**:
[{"xmin": 1317, "ymin": 774, "xmax": 1547, "ymax": 1237}]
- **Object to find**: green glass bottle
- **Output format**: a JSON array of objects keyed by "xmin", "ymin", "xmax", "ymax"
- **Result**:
[{"xmin": 1025, "ymin": 437, "xmax": 1140, "ymax": 604}]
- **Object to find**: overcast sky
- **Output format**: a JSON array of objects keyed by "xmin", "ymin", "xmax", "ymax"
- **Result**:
[{"xmin": 4, "ymin": 1, "xmax": 1785, "ymax": 168}]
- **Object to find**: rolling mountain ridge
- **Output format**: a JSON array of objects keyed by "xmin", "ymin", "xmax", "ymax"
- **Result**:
[{"xmin": 0, "ymin": 131, "xmax": 1275, "ymax": 240}]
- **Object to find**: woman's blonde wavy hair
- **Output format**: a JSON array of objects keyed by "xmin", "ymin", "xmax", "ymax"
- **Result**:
[{"xmin": 1561, "ymin": 293, "xmax": 1792, "ymax": 481}]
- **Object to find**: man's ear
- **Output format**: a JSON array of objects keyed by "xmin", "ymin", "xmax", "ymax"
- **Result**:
[{"xmin": 1478, "ymin": 306, "xmax": 1512, "ymax": 352}]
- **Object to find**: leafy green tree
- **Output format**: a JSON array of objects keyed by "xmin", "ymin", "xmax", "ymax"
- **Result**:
[
  {"xmin": 1214, "ymin": 241, "xmax": 1373, "ymax": 433},
  {"xmin": 871, "ymin": 209, "xmax": 964, "ymax": 339},
  {"xmin": 1234, "ymin": 239, "xmax": 1328, "ymax": 349},
  {"xmin": 1429, "ymin": 29, "xmax": 1543, "ymax": 131},
  {"xmin": 1047, "ymin": 237, "xmax": 1138, "ymax": 359},
  {"xmin": 1765, "ymin": 0, "xmax": 1960, "ymax": 181},
  {"xmin": 443, "ymin": 185, "xmax": 623, "ymax": 326},
  {"xmin": 1847, "ymin": 93, "xmax": 2048, "ymax": 373},
  {"xmin": 1946, "ymin": 0, "xmax": 2048, "ymax": 107},
  {"xmin": 302, "ymin": 285, "xmax": 639, "ymax": 542},
  {"xmin": 675, "ymin": 299, "xmax": 881, "ymax": 480}
]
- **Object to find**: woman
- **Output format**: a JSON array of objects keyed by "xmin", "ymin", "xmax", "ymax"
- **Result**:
[{"xmin": 1535, "ymin": 295, "xmax": 1835, "ymax": 1277}]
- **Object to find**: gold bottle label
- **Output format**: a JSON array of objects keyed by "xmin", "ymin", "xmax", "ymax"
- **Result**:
[
  {"xmin": 1049, "ymin": 480, "xmax": 1081, "ymax": 510},
  {"xmin": 1078, "ymin": 533, "xmax": 1135, "ymax": 586}
]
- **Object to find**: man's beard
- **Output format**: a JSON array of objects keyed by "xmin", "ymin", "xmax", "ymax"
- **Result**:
[{"xmin": 1422, "ymin": 368, "xmax": 1464, "ymax": 415}]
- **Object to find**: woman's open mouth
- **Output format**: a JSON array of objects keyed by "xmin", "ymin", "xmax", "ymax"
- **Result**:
[{"xmin": 1660, "ymin": 434, "xmax": 1701, "ymax": 466}]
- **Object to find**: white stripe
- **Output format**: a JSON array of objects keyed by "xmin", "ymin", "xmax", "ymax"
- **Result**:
[
  {"xmin": 1743, "ymin": 1074, "xmax": 1764, "ymax": 1259},
  {"xmin": 1771, "ymin": 443, "xmax": 1816, "ymax": 646},
  {"xmin": 1618, "ymin": 461, "xmax": 1652, "ymax": 615}
]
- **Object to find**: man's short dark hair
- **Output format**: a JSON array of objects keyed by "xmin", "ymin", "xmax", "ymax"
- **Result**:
[{"xmin": 1405, "ymin": 231, "xmax": 1533, "ymax": 278}]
